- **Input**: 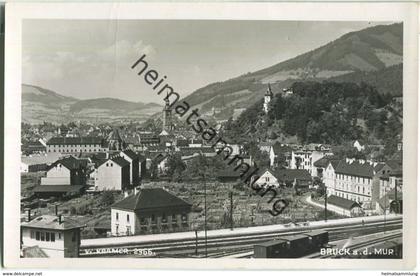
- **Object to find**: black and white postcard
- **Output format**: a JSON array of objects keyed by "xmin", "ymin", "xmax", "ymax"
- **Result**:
[{"xmin": 3, "ymin": 1, "xmax": 418, "ymax": 270}]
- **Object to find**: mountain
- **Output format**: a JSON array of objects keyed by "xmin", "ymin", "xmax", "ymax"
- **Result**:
[
  {"xmin": 182, "ymin": 23, "xmax": 403, "ymax": 118},
  {"xmin": 22, "ymin": 84, "xmax": 162, "ymax": 124}
]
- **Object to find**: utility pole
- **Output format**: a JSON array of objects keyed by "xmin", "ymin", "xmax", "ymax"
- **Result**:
[
  {"xmin": 195, "ymin": 230, "xmax": 198, "ymax": 256},
  {"xmin": 230, "ymin": 191, "xmax": 234, "ymax": 231},
  {"xmin": 324, "ymin": 190, "xmax": 328, "ymax": 222},
  {"xmin": 384, "ymin": 195, "xmax": 387, "ymax": 234},
  {"xmin": 204, "ymin": 181, "xmax": 208, "ymax": 258}
]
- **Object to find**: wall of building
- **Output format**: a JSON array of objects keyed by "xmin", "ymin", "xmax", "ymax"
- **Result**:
[
  {"xmin": 95, "ymin": 161, "xmax": 123, "ymax": 191},
  {"xmin": 111, "ymin": 209, "xmax": 136, "ymax": 236},
  {"xmin": 47, "ymin": 144, "xmax": 106, "ymax": 153},
  {"xmin": 21, "ymin": 227, "xmax": 66, "ymax": 258},
  {"xmin": 334, "ymin": 173, "xmax": 372, "ymax": 203},
  {"xmin": 254, "ymin": 171, "xmax": 280, "ymax": 187},
  {"xmin": 41, "ymin": 165, "xmax": 71, "ymax": 185}
]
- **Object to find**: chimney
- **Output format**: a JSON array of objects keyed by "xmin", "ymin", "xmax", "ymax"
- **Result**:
[
  {"xmin": 58, "ymin": 214, "xmax": 63, "ymax": 224},
  {"xmin": 55, "ymin": 204, "xmax": 59, "ymax": 216},
  {"xmin": 25, "ymin": 208, "xmax": 31, "ymax": 222}
]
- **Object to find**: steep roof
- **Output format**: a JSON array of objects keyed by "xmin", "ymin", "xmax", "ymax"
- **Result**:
[
  {"xmin": 97, "ymin": 157, "xmax": 130, "ymax": 168},
  {"xmin": 313, "ymin": 156, "xmax": 339, "ymax": 168},
  {"xmin": 122, "ymin": 149, "xmax": 138, "ymax": 160},
  {"xmin": 21, "ymin": 246, "xmax": 49, "ymax": 258},
  {"xmin": 274, "ymin": 169, "xmax": 312, "ymax": 182},
  {"xmin": 49, "ymin": 156, "xmax": 86, "ymax": 171},
  {"xmin": 335, "ymin": 160, "xmax": 376, "ymax": 178},
  {"xmin": 21, "ymin": 215, "xmax": 86, "ymax": 230},
  {"xmin": 272, "ymin": 143, "xmax": 292, "ymax": 155},
  {"xmin": 107, "ymin": 128, "xmax": 123, "ymax": 141},
  {"xmin": 112, "ymin": 188, "xmax": 192, "ymax": 211},
  {"xmin": 47, "ymin": 137, "xmax": 103, "ymax": 145},
  {"xmin": 327, "ymin": 195, "xmax": 361, "ymax": 210}
]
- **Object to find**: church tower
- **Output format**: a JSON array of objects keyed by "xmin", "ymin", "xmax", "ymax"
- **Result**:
[
  {"xmin": 263, "ymin": 83, "xmax": 273, "ymax": 114},
  {"xmin": 162, "ymin": 94, "xmax": 172, "ymax": 132}
]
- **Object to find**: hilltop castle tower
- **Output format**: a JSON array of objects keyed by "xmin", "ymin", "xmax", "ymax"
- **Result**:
[{"xmin": 263, "ymin": 84, "xmax": 274, "ymax": 114}]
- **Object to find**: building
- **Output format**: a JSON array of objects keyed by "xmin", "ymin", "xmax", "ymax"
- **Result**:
[
  {"xmin": 33, "ymin": 156, "xmax": 87, "ymax": 197},
  {"xmin": 269, "ymin": 143, "xmax": 292, "ymax": 168},
  {"xmin": 326, "ymin": 195, "xmax": 363, "ymax": 217},
  {"xmin": 252, "ymin": 168, "xmax": 312, "ymax": 189},
  {"xmin": 94, "ymin": 157, "xmax": 131, "ymax": 191},
  {"xmin": 329, "ymin": 159, "xmax": 380, "ymax": 208},
  {"xmin": 263, "ymin": 84, "xmax": 273, "ymax": 114},
  {"xmin": 290, "ymin": 149, "xmax": 326, "ymax": 174},
  {"xmin": 162, "ymin": 95, "xmax": 173, "ymax": 132},
  {"xmin": 253, "ymin": 168, "xmax": 282, "ymax": 188},
  {"xmin": 21, "ymin": 210, "xmax": 85, "ymax": 258},
  {"xmin": 120, "ymin": 149, "xmax": 140, "ymax": 185},
  {"xmin": 323, "ymin": 160, "xmax": 341, "ymax": 196},
  {"xmin": 313, "ymin": 155, "xmax": 340, "ymax": 178},
  {"xmin": 46, "ymin": 137, "xmax": 106, "ymax": 153},
  {"xmin": 107, "ymin": 128, "xmax": 125, "ymax": 151},
  {"xmin": 111, "ymin": 188, "xmax": 192, "ymax": 236}
]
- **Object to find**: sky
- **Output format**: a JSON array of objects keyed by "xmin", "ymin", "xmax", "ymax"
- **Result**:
[{"xmin": 23, "ymin": 20, "xmax": 387, "ymax": 104}]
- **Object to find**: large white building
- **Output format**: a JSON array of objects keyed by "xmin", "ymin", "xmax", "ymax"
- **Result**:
[{"xmin": 46, "ymin": 137, "xmax": 107, "ymax": 153}]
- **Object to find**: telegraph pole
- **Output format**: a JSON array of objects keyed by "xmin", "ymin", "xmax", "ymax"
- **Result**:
[
  {"xmin": 324, "ymin": 189, "xmax": 328, "ymax": 222},
  {"xmin": 230, "ymin": 191, "xmax": 234, "ymax": 231},
  {"xmin": 204, "ymin": 181, "xmax": 208, "ymax": 258}
]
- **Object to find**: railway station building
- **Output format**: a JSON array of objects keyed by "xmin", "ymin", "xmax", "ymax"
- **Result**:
[{"xmin": 110, "ymin": 188, "xmax": 192, "ymax": 236}]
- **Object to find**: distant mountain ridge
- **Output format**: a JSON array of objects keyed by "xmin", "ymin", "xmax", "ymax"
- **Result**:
[
  {"xmin": 22, "ymin": 84, "xmax": 162, "ymax": 124},
  {"xmin": 182, "ymin": 23, "xmax": 403, "ymax": 118}
]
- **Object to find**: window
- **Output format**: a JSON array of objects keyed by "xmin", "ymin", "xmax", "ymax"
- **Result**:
[
  {"xmin": 40, "ymin": 232, "xmax": 45, "ymax": 241},
  {"xmin": 51, "ymin": 232, "xmax": 55, "ymax": 242},
  {"xmin": 127, "ymin": 214, "xmax": 130, "ymax": 222},
  {"xmin": 111, "ymin": 163, "xmax": 113, "ymax": 167},
  {"xmin": 30, "ymin": 230, "xmax": 35, "ymax": 239},
  {"xmin": 151, "ymin": 214, "xmax": 156, "ymax": 223},
  {"xmin": 116, "ymin": 212, "xmax": 119, "ymax": 221},
  {"xmin": 72, "ymin": 232, "xmax": 76, "ymax": 242},
  {"xmin": 106, "ymin": 163, "xmax": 109, "ymax": 167},
  {"xmin": 58, "ymin": 233, "xmax": 61, "ymax": 239},
  {"xmin": 46, "ymin": 232, "xmax": 50, "ymax": 242},
  {"xmin": 181, "ymin": 214, "xmax": 187, "ymax": 222}
]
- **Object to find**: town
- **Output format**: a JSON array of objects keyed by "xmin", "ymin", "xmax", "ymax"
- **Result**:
[{"xmin": 20, "ymin": 83, "xmax": 403, "ymax": 258}]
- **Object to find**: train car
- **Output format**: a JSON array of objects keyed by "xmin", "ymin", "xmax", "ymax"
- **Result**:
[
  {"xmin": 302, "ymin": 230, "xmax": 329, "ymax": 252},
  {"xmin": 254, "ymin": 231, "xmax": 329, "ymax": 258}
]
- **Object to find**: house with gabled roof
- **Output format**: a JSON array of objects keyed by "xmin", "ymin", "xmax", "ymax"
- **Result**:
[
  {"xmin": 94, "ymin": 157, "xmax": 130, "ymax": 191},
  {"xmin": 111, "ymin": 188, "xmax": 192, "ymax": 236},
  {"xmin": 269, "ymin": 143, "xmax": 292, "ymax": 168},
  {"xmin": 34, "ymin": 156, "xmax": 87, "ymax": 197}
]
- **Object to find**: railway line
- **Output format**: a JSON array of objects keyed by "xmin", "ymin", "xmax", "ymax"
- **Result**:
[{"xmin": 80, "ymin": 216, "xmax": 402, "ymax": 258}]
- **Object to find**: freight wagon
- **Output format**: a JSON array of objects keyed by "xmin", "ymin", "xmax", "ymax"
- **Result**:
[{"xmin": 254, "ymin": 230, "xmax": 329, "ymax": 258}]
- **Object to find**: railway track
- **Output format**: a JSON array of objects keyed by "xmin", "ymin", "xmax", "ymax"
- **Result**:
[
  {"xmin": 80, "ymin": 217, "xmax": 402, "ymax": 258},
  {"xmin": 308, "ymin": 231, "xmax": 402, "ymax": 259}
]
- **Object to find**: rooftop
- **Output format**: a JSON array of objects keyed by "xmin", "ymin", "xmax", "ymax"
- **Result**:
[
  {"xmin": 21, "ymin": 215, "xmax": 86, "ymax": 230},
  {"xmin": 112, "ymin": 188, "xmax": 192, "ymax": 211},
  {"xmin": 47, "ymin": 136, "xmax": 104, "ymax": 145},
  {"xmin": 327, "ymin": 195, "xmax": 360, "ymax": 210}
]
